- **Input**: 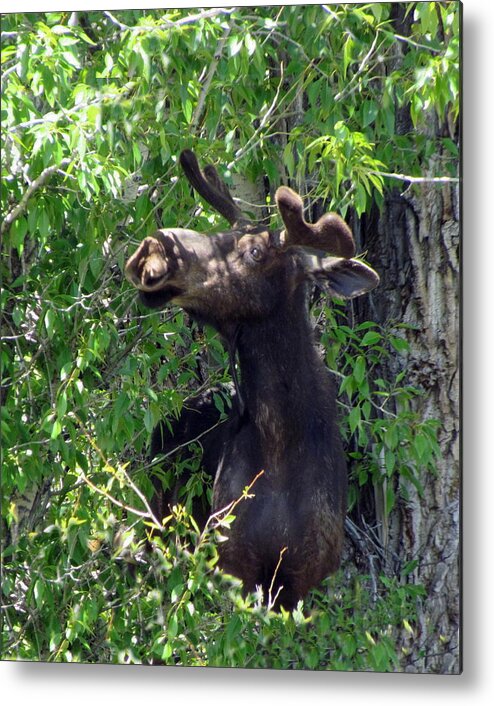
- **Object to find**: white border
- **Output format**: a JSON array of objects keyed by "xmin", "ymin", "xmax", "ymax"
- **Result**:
[{"xmin": 2, "ymin": 0, "xmax": 492, "ymax": 701}]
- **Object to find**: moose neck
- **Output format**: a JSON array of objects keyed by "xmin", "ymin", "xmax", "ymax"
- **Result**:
[{"xmin": 230, "ymin": 294, "xmax": 334, "ymax": 448}]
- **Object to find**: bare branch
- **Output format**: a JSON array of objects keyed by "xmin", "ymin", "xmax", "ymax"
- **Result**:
[
  {"xmin": 0, "ymin": 64, "xmax": 19, "ymax": 86},
  {"xmin": 172, "ymin": 7, "xmax": 237, "ymax": 28},
  {"xmin": 267, "ymin": 546, "xmax": 288, "ymax": 610},
  {"xmin": 376, "ymin": 171, "xmax": 460, "ymax": 202},
  {"xmin": 103, "ymin": 8, "xmax": 237, "ymax": 33},
  {"xmin": 144, "ymin": 416, "xmax": 228, "ymax": 472},
  {"xmin": 334, "ymin": 32, "xmax": 380, "ymax": 103},
  {"xmin": 191, "ymin": 23, "xmax": 233, "ymax": 130},
  {"xmin": 321, "ymin": 5, "xmax": 340, "ymax": 20},
  {"xmin": 394, "ymin": 33, "xmax": 443, "ymax": 54},
  {"xmin": 374, "ymin": 170, "xmax": 459, "ymax": 184},
  {"xmin": 228, "ymin": 62, "xmax": 285, "ymax": 168},
  {"xmin": 200, "ymin": 470, "xmax": 264, "ymax": 538},
  {"xmin": 8, "ymin": 92, "xmax": 126, "ymax": 132},
  {"xmin": 1, "ymin": 158, "xmax": 71, "ymax": 237},
  {"xmin": 74, "ymin": 415, "xmax": 162, "ymax": 530}
]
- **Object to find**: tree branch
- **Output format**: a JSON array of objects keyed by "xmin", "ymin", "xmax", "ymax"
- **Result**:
[
  {"xmin": 191, "ymin": 23, "xmax": 233, "ymax": 130},
  {"xmin": 103, "ymin": 8, "xmax": 237, "ymax": 32},
  {"xmin": 228, "ymin": 62, "xmax": 285, "ymax": 168},
  {"xmin": 1, "ymin": 158, "xmax": 71, "ymax": 237},
  {"xmin": 373, "ymin": 170, "xmax": 459, "ymax": 184},
  {"xmin": 334, "ymin": 32, "xmax": 380, "ymax": 103}
]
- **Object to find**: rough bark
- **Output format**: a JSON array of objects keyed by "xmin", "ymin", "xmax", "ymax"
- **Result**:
[{"xmin": 361, "ymin": 172, "xmax": 460, "ymax": 673}]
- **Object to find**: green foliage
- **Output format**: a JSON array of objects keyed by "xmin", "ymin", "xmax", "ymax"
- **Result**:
[
  {"xmin": 2, "ymin": 498, "xmax": 424, "ymax": 668},
  {"xmin": 1, "ymin": 4, "xmax": 458, "ymax": 669},
  {"xmin": 316, "ymin": 302, "xmax": 441, "ymax": 518}
]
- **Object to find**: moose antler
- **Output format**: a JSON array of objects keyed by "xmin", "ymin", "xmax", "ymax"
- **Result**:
[
  {"xmin": 179, "ymin": 150, "xmax": 249, "ymax": 228},
  {"xmin": 179, "ymin": 150, "xmax": 355, "ymax": 257},
  {"xmin": 275, "ymin": 186, "xmax": 355, "ymax": 258}
]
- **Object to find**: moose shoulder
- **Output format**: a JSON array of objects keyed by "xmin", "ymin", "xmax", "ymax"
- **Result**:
[{"xmin": 125, "ymin": 150, "xmax": 379, "ymax": 610}]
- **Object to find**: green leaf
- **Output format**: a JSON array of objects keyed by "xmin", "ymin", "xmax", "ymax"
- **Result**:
[
  {"xmin": 348, "ymin": 406, "xmax": 361, "ymax": 434},
  {"xmin": 354, "ymin": 182, "xmax": 367, "ymax": 216},
  {"xmin": 10, "ymin": 216, "xmax": 28, "ymax": 253},
  {"xmin": 143, "ymin": 407, "xmax": 154, "ymax": 434},
  {"xmin": 62, "ymin": 51, "xmax": 81, "ymax": 70},
  {"xmin": 228, "ymin": 36, "xmax": 243, "ymax": 57},
  {"xmin": 283, "ymin": 143, "xmax": 295, "ymax": 178},
  {"xmin": 384, "ymin": 424, "xmax": 399, "ymax": 451},
  {"xmin": 44, "ymin": 309, "xmax": 56, "ymax": 339},
  {"xmin": 390, "ymin": 336, "xmax": 410, "ymax": 353},
  {"xmin": 353, "ymin": 355, "xmax": 366, "ymax": 384},
  {"xmin": 183, "ymin": 99, "xmax": 193, "ymax": 123},
  {"xmin": 343, "ymin": 36, "xmax": 354, "ymax": 76},
  {"xmin": 244, "ymin": 34, "xmax": 256, "ymax": 56},
  {"xmin": 384, "ymin": 484, "xmax": 395, "ymax": 515},
  {"xmin": 51, "ymin": 419, "xmax": 62, "ymax": 439},
  {"xmin": 413, "ymin": 433, "xmax": 430, "ymax": 463},
  {"xmin": 56, "ymin": 392, "xmax": 68, "ymax": 418},
  {"xmin": 226, "ymin": 614, "xmax": 242, "ymax": 646},
  {"xmin": 385, "ymin": 449, "xmax": 395, "ymax": 476},
  {"xmin": 360, "ymin": 330, "xmax": 381, "ymax": 346},
  {"xmin": 362, "ymin": 100, "xmax": 378, "ymax": 127}
]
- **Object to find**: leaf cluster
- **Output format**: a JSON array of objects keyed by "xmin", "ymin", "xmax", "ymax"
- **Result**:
[
  {"xmin": 2, "ymin": 500, "xmax": 423, "ymax": 669},
  {"xmin": 316, "ymin": 302, "xmax": 441, "ymax": 518}
]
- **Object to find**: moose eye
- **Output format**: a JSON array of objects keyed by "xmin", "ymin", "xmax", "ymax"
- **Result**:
[
  {"xmin": 249, "ymin": 246, "xmax": 263, "ymax": 262},
  {"xmin": 238, "ymin": 233, "xmax": 268, "ymax": 264}
]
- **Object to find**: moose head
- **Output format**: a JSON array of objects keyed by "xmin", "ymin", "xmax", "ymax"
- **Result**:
[{"xmin": 125, "ymin": 150, "xmax": 378, "ymax": 332}]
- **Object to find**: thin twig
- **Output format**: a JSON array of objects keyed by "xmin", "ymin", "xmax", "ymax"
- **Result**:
[
  {"xmin": 145, "ymin": 417, "xmax": 228, "ymax": 474},
  {"xmin": 334, "ymin": 32, "xmax": 380, "ymax": 103},
  {"xmin": 74, "ymin": 415, "xmax": 162, "ymax": 529},
  {"xmin": 321, "ymin": 5, "xmax": 340, "ymax": 20},
  {"xmin": 191, "ymin": 23, "xmax": 233, "ymax": 129},
  {"xmin": 0, "ymin": 64, "xmax": 19, "ymax": 85},
  {"xmin": 228, "ymin": 62, "xmax": 285, "ymax": 169},
  {"xmin": 78, "ymin": 466, "xmax": 154, "ymax": 521},
  {"xmin": 8, "ymin": 84, "xmax": 137, "ymax": 132},
  {"xmin": 103, "ymin": 8, "xmax": 237, "ymax": 32},
  {"xmin": 1, "ymin": 159, "xmax": 71, "ymax": 236},
  {"xmin": 373, "ymin": 170, "xmax": 459, "ymax": 184},
  {"xmin": 394, "ymin": 33, "xmax": 443, "ymax": 54},
  {"xmin": 267, "ymin": 546, "xmax": 288, "ymax": 610},
  {"xmin": 200, "ymin": 470, "xmax": 264, "ymax": 538}
]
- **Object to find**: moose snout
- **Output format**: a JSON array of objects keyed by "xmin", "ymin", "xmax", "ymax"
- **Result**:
[{"xmin": 125, "ymin": 236, "xmax": 169, "ymax": 292}]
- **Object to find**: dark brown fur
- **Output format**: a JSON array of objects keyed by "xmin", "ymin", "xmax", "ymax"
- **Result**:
[{"xmin": 125, "ymin": 150, "xmax": 379, "ymax": 610}]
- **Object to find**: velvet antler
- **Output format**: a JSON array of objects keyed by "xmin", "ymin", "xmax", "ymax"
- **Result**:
[
  {"xmin": 275, "ymin": 186, "xmax": 355, "ymax": 258},
  {"xmin": 179, "ymin": 150, "xmax": 249, "ymax": 228}
]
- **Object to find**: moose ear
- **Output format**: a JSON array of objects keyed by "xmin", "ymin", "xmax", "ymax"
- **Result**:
[{"xmin": 305, "ymin": 255, "xmax": 380, "ymax": 299}]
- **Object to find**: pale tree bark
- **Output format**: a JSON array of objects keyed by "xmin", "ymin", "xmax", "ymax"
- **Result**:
[{"xmin": 361, "ymin": 171, "xmax": 460, "ymax": 674}]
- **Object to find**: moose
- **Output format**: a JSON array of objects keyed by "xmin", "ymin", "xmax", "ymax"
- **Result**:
[{"xmin": 125, "ymin": 149, "xmax": 379, "ymax": 610}]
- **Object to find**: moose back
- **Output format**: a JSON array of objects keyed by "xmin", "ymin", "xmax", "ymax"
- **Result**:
[{"xmin": 125, "ymin": 150, "xmax": 379, "ymax": 610}]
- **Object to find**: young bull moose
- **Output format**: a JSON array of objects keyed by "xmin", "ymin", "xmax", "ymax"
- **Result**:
[{"xmin": 125, "ymin": 150, "xmax": 379, "ymax": 610}]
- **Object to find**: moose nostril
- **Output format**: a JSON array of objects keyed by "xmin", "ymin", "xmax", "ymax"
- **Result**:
[
  {"xmin": 141, "ymin": 259, "xmax": 168, "ymax": 290},
  {"xmin": 125, "ymin": 236, "xmax": 169, "ymax": 290},
  {"xmin": 143, "ymin": 271, "xmax": 165, "ymax": 288}
]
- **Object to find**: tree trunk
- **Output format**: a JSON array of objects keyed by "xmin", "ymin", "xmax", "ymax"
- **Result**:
[{"xmin": 361, "ymin": 167, "xmax": 460, "ymax": 673}]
